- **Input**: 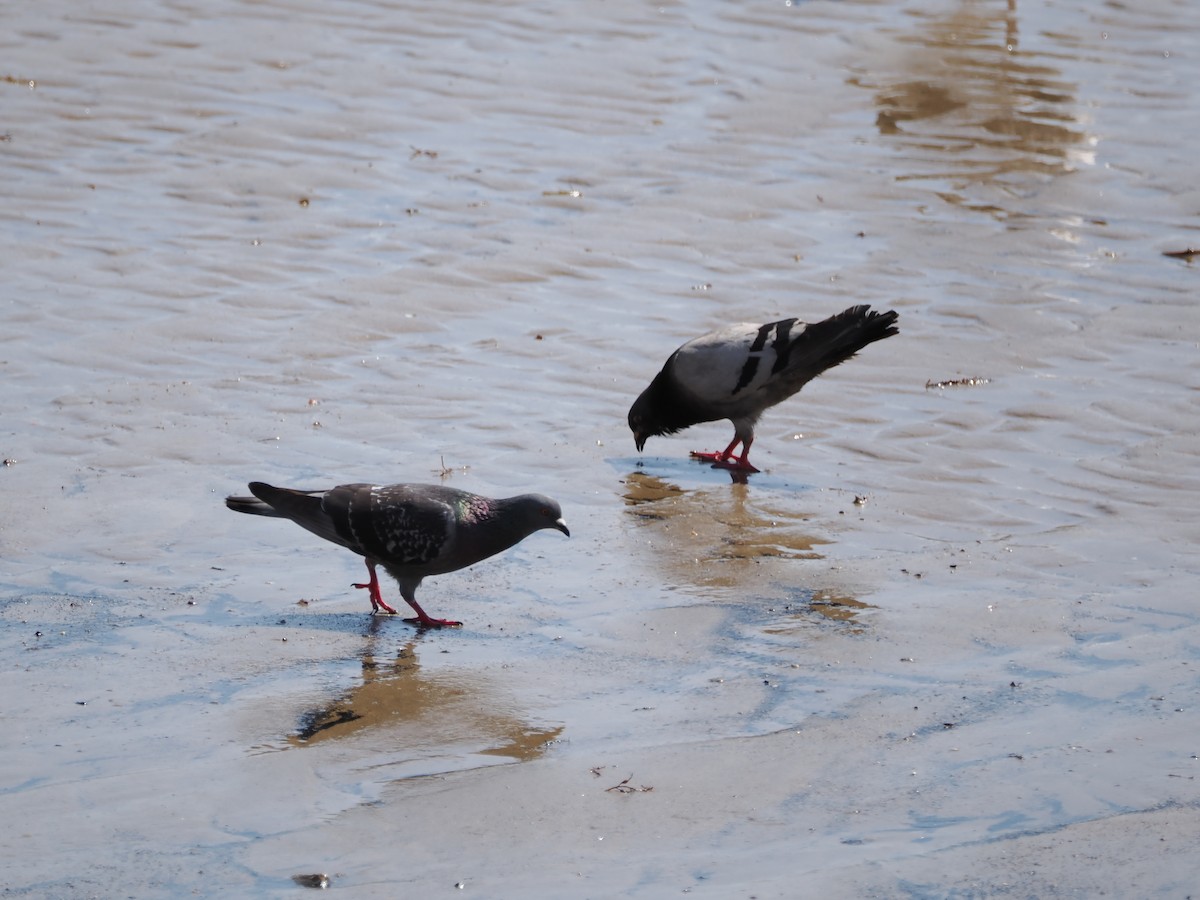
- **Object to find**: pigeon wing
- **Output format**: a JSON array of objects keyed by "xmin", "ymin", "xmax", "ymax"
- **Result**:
[
  {"xmin": 321, "ymin": 483, "xmax": 457, "ymax": 567},
  {"xmin": 670, "ymin": 308, "xmax": 898, "ymax": 414},
  {"xmin": 668, "ymin": 319, "xmax": 801, "ymax": 414}
]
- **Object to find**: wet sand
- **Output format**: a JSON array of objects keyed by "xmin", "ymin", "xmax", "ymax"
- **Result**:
[{"xmin": 3, "ymin": 0, "xmax": 1199, "ymax": 896}]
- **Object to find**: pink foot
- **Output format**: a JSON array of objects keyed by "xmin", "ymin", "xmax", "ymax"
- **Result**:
[
  {"xmin": 353, "ymin": 560, "xmax": 399, "ymax": 615},
  {"xmin": 691, "ymin": 434, "xmax": 753, "ymax": 472},
  {"xmin": 353, "ymin": 581, "xmax": 399, "ymax": 615},
  {"xmin": 689, "ymin": 446, "xmax": 760, "ymax": 473},
  {"xmin": 402, "ymin": 594, "xmax": 462, "ymax": 628}
]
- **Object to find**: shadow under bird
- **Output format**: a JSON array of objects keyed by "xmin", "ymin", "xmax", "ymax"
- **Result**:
[
  {"xmin": 225, "ymin": 481, "xmax": 569, "ymax": 628},
  {"xmin": 628, "ymin": 304, "xmax": 900, "ymax": 472}
]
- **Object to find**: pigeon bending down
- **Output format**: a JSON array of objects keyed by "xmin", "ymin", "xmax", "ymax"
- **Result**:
[
  {"xmin": 628, "ymin": 304, "xmax": 899, "ymax": 472},
  {"xmin": 225, "ymin": 482, "xmax": 569, "ymax": 627}
]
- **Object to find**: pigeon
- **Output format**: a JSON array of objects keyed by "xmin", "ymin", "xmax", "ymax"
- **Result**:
[
  {"xmin": 225, "ymin": 481, "xmax": 569, "ymax": 627},
  {"xmin": 628, "ymin": 304, "xmax": 899, "ymax": 472}
]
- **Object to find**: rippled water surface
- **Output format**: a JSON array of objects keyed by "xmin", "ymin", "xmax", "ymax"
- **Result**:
[{"xmin": 3, "ymin": 0, "xmax": 1198, "ymax": 896}]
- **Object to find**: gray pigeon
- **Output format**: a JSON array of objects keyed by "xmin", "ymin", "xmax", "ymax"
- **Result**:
[
  {"xmin": 225, "ymin": 482, "xmax": 569, "ymax": 627},
  {"xmin": 628, "ymin": 304, "xmax": 899, "ymax": 472}
]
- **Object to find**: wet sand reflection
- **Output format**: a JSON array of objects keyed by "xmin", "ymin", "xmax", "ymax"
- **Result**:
[
  {"xmin": 620, "ymin": 471, "xmax": 877, "ymax": 631},
  {"xmin": 288, "ymin": 640, "xmax": 562, "ymax": 762},
  {"xmin": 860, "ymin": 0, "xmax": 1091, "ymax": 207},
  {"xmin": 623, "ymin": 471, "xmax": 829, "ymax": 568},
  {"xmin": 760, "ymin": 592, "xmax": 876, "ymax": 638}
]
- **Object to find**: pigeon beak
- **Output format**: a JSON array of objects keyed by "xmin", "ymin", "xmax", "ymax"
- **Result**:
[{"xmin": 554, "ymin": 518, "xmax": 570, "ymax": 537}]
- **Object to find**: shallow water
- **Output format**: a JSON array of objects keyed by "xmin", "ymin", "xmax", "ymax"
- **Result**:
[{"xmin": 3, "ymin": 0, "xmax": 1199, "ymax": 896}]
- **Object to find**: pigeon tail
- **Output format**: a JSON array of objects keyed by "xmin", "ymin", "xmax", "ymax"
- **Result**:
[
  {"xmin": 778, "ymin": 304, "xmax": 899, "ymax": 391},
  {"xmin": 225, "ymin": 483, "xmax": 331, "ymax": 528},
  {"xmin": 246, "ymin": 481, "xmax": 326, "ymax": 520},
  {"xmin": 225, "ymin": 494, "xmax": 280, "ymax": 516}
]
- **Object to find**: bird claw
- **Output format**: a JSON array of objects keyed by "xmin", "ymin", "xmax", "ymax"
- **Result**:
[
  {"xmin": 353, "ymin": 581, "xmax": 399, "ymax": 615},
  {"xmin": 689, "ymin": 450, "xmax": 760, "ymax": 473},
  {"xmin": 354, "ymin": 575, "xmax": 458, "ymax": 626}
]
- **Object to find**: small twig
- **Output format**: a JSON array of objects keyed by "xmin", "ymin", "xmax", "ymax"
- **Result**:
[
  {"xmin": 606, "ymin": 774, "xmax": 654, "ymax": 793},
  {"xmin": 925, "ymin": 377, "xmax": 991, "ymax": 389},
  {"xmin": 434, "ymin": 456, "xmax": 469, "ymax": 479}
]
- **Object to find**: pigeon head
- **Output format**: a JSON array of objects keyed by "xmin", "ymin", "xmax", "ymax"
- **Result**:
[
  {"xmin": 512, "ymin": 494, "xmax": 570, "ymax": 537},
  {"xmin": 628, "ymin": 395, "xmax": 652, "ymax": 451},
  {"xmin": 628, "ymin": 365, "xmax": 693, "ymax": 451}
]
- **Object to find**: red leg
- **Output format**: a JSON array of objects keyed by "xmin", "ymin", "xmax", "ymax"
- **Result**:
[
  {"xmin": 690, "ymin": 435, "xmax": 742, "ymax": 464},
  {"xmin": 690, "ymin": 436, "xmax": 760, "ymax": 473},
  {"xmin": 400, "ymin": 595, "xmax": 462, "ymax": 629},
  {"xmin": 352, "ymin": 560, "xmax": 399, "ymax": 615},
  {"xmin": 721, "ymin": 435, "xmax": 759, "ymax": 472}
]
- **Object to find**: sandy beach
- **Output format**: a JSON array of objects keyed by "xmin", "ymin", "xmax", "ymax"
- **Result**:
[{"xmin": 2, "ymin": 0, "xmax": 1198, "ymax": 896}]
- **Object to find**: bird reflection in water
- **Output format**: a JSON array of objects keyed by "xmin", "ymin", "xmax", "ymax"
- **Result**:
[
  {"xmin": 863, "ymin": 0, "xmax": 1092, "ymax": 206},
  {"xmin": 288, "ymin": 641, "xmax": 562, "ymax": 761},
  {"xmin": 622, "ymin": 472, "xmax": 830, "ymax": 590},
  {"xmin": 623, "ymin": 473, "xmax": 874, "ymax": 626}
]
